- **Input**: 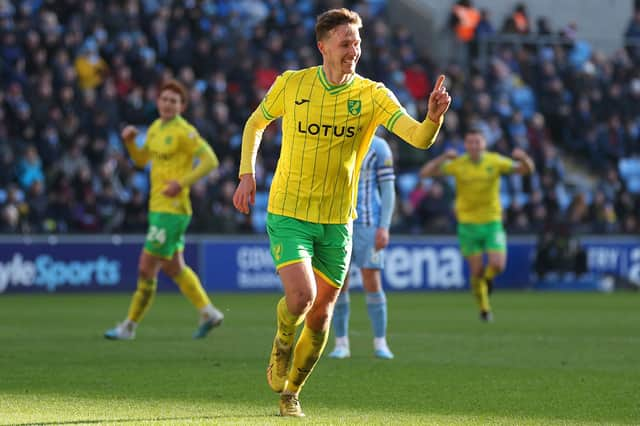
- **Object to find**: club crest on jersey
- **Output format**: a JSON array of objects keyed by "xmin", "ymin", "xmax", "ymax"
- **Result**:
[
  {"xmin": 164, "ymin": 136, "xmax": 173, "ymax": 145},
  {"xmin": 347, "ymin": 100, "xmax": 361, "ymax": 116},
  {"xmin": 273, "ymin": 243, "xmax": 283, "ymax": 261}
]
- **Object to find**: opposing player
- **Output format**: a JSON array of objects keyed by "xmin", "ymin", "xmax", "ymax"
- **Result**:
[
  {"xmin": 419, "ymin": 128, "xmax": 534, "ymax": 321},
  {"xmin": 233, "ymin": 8, "xmax": 450, "ymax": 417},
  {"xmin": 104, "ymin": 79, "xmax": 224, "ymax": 340},
  {"xmin": 328, "ymin": 135, "xmax": 396, "ymax": 360}
]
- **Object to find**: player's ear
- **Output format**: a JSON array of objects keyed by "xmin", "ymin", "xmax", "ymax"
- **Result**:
[{"xmin": 317, "ymin": 40, "xmax": 325, "ymax": 56}]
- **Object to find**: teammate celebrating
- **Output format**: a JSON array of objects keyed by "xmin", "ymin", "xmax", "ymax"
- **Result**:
[
  {"xmin": 420, "ymin": 128, "xmax": 534, "ymax": 321},
  {"xmin": 328, "ymin": 135, "xmax": 396, "ymax": 360},
  {"xmin": 233, "ymin": 8, "xmax": 451, "ymax": 417},
  {"xmin": 104, "ymin": 79, "xmax": 224, "ymax": 340}
]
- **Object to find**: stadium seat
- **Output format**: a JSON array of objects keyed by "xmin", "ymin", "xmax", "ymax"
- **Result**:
[
  {"xmin": 515, "ymin": 192, "xmax": 529, "ymax": 205},
  {"xmin": 265, "ymin": 172, "xmax": 274, "ymax": 187},
  {"xmin": 397, "ymin": 173, "xmax": 418, "ymax": 198},
  {"xmin": 500, "ymin": 192, "xmax": 511, "ymax": 207},
  {"xmin": 251, "ymin": 209, "xmax": 267, "ymax": 233},
  {"xmin": 131, "ymin": 171, "xmax": 149, "ymax": 195},
  {"xmin": 556, "ymin": 184, "xmax": 571, "ymax": 210},
  {"xmin": 619, "ymin": 157, "xmax": 640, "ymax": 179},
  {"xmin": 627, "ymin": 176, "xmax": 640, "ymax": 194},
  {"xmin": 254, "ymin": 191, "xmax": 269, "ymax": 209}
]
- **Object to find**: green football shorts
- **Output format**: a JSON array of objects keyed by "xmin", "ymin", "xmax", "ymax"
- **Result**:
[
  {"xmin": 143, "ymin": 212, "xmax": 191, "ymax": 259},
  {"xmin": 266, "ymin": 213, "xmax": 352, "ymax": 288},
  {"xmin": 457, "ymin": 220, "xmax": 507, "ymax": 257}
]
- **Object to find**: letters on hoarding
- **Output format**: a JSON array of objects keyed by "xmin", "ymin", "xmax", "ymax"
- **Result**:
[{"xmin": 0, "ymin": 237, "xmax": 637, "ymax": 293}]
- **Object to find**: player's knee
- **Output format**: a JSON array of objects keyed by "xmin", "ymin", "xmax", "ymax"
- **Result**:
[
  {"xmin": 289, "ymin": 296, "xmax": 314, "ymax": 315},
  {"xmin": 162, "ymin": 263, "xmax": 182, "ymax": 278},
  {"xmin": 470, "ymin": 268, "xmax": 484, "ymax": 278},
  {"xmin": 138, "ymin": 266, "xmax": 157, "ymax": 281},
  {"xmin": 138, "ymin": 277, "xmax": 157, "ymax": 293},
  {"xmin": 308, "ymin": 310, "xmax": 331, "ymax": 330},
  {"xmin": 489, "ymin": 263, "xmax": 505, "ymax": 274}
]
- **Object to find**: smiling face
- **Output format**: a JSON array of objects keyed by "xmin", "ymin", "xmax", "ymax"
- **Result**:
[
  {"xmin": 318, "ymin": 23, "xmax": 361, "ymax": 77},
  {"xmin": 156, "ymin": 88, "xmax": 184, "ymax": 121}
]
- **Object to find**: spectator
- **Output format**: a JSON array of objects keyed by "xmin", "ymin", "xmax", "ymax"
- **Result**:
[
  {"xmin": 16, "ymin": 145, "xmax": 44, "ymax": 191},
  {"xmin": 0, "ymin": 0, "xmax": 637, "ymax": 236},
  {"xmin": 502, "ymin": 3, "xmax": 530, "ymax": 35},
  {"xmin": 74, "ymin": 39, "xmax": 108, "ymax": 90},
  {"xmin": 449, "ymin": 0, "xmax": 481, "ymax": 43}
]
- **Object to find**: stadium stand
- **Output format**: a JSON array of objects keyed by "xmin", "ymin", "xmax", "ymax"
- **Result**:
[{"xmin": 0, "ymin": 0, "xmax": 638, "ymax": 235}]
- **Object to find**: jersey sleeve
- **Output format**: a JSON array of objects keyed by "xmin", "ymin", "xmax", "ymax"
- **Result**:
[
  {"xmin": 259, "ymin": 71, "xmax": 291, "ymax": 121},
  {"xmin": 494, "ymin": 154, "xmax": 515, "ymax": 174},
  {"xmin": 440, "ymin": 159, "xmax": 457, "ymax": 176},
  {"xmin": 373, "ymin": 83, "xmax": 443, "ymax": 150},
  {"xmin": 181, "ymin": 125, "xmax": 207, "ymax": 156},
  {"xmin": 372, "ymin": 83, "xmax": 406, "ymax": 131},
  {"xmin": 239, "ymin": 72, "xmax": 292, "ymax": 176}
]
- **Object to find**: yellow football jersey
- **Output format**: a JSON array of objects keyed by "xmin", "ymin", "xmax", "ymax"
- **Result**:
[
  {"xmin": 441, "ymin": 152, "xmax": 514, "ymax": 224},
  {"xmin": 240, "ymin": 66, "xmax": 441, "ymax": 224},
  {"xmin": 143, "ymin": 116, "xmax": 209, "ymax": 215}
]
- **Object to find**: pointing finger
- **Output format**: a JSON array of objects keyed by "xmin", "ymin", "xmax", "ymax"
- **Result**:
[{"xmin": 433, "ymin": 74, "xmax": 446, "ymax": 92}]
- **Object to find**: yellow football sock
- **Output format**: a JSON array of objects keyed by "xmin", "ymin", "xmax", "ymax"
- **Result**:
[
  {"xmin": 285, "ymin": 325, "xmax": 328, "ymax": 395},
  {"xmin": 127, "ymin": 277, "xmax": 157, "ymax": 322},
  {"xmin": 277, "ymin": 297, "xmax": 305, "ymax": 346},
  {"xmin": 172, "ymin": 266, "xmax": 210, "ymax": 309},
  {"xmin": 484, "ymin": 265, "xmax": 498, "ymax": 281},
  {"xmin": 470, "ymin": 276, "xmax": 491, "ymax": 312}
]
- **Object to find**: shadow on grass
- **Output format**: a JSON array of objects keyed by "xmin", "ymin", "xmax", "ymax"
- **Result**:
[{"xmin": 12, "ymin": 413, "xmax": 276, "ymax": 426}]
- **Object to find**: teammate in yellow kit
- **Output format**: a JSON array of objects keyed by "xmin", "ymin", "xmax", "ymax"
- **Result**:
[
  {"xmin": 233, "ymin": 8, "xmax": 451, "ymax": 417},
  {"xmin": 420, "ymin": 128, "xmax": 534, "ymax": 321},
  {"xmin": 104, "ymin": 79, "xmax": 224, "ymax": 340}
]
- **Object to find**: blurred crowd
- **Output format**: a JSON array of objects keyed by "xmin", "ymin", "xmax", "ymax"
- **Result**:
[
  {"xmin": 0, "ymin": 0, "xmax": 638, "ymax": 236},
  {"xmin": 397, "ymin": 1, "xmax": 640, "ymax": 235}
]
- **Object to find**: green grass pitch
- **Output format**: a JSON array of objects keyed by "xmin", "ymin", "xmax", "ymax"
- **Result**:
[{"xmin": 0, "ymin": 292, "xmax": 638, "ymax": 425}]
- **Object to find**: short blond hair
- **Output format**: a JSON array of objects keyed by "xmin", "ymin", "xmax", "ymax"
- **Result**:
[{"xmin": 315, "ymin": 8, "xmax": 362, "ymax": 41}]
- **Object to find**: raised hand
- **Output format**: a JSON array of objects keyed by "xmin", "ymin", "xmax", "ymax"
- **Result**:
[
  {"xmin": 427, "ymin": 75, "xmax": 451, "ymax": 123},
  {"xmin": 444, "ymin": 148, "xmax": 458, "ymax": 159},
  {"xmin": 512, "ymin": 147, "xmax": 526, "ymax": 160},
  {"xmin": 121, "ymin": 125, "xmax": 138, "ymax": 142}
]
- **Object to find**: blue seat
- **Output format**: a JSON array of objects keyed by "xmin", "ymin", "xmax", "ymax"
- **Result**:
[
  {"xmin": 265, "ymin": 172, "xmax": 274, "ymax": 187},
  {"xmin": 556, "ymin": 185, "xmax": 571, "ymax": 211},
  {"xmin": 251, "ymin": 209, "xmax": 267, "ymax": 233},
  {"xmin": 619, "ymin": 158, "xmax": 640, "ymax": 179},
  {"xmin": 500, "ymin": 192, "xmax": 511, "ymax": 207},
  {"xmin": 254, "ymin": 191, "xmax": 269, "ymax": 209},
  {"xmin": 131, "ymin": 171, "xmax": 149, "ymax": 194},
  {"xmin": 396, "ymin": 173, "xmax": 418, "ymax": 198},
  {"xmin": 627, "ymin": 177, "xmax": 640, "ymax": 194},
  {"xmin": 515, "ymin": 192, "xmax": 529, "ymax": 205}
]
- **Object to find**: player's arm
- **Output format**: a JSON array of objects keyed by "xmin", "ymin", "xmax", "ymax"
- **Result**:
[
  {"xmin": 180, "ymin": 142, "xmax": 219, "ymax": 188},
  {"xmin": 511, "ymin": 148, "xmax": 535, "ymax": 175},
  {"xmin": 234, "ymin": 108, "xmax": 272, "ymax": 214},
  {"xmin": 419, "ymin": 149, "xmax": 457, "ymax": 178},
  {"xmin": 386, "ymin": 75, "xmax": 451, "ymax": 150},
  {"xmin": 121, "ymin": 125, "xmax": 149, "ymax": 167},
  {"xmin": 376, "ymin": 139, "xmax": 396, "ymax": 249},
  {"xmin": 238, "ymin": 108, "xmax": 271, "ymax": 178},
  {"xmin": 376, "ymin": 178, "xmax": 395, "ymax": 250},
  {"xmin": 163, "ymin": 134, "xmax": 219, "ymax": 197},
  {"xmin": 234, "ymin": 72, "xmax": 288, "ymax": 214}
]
